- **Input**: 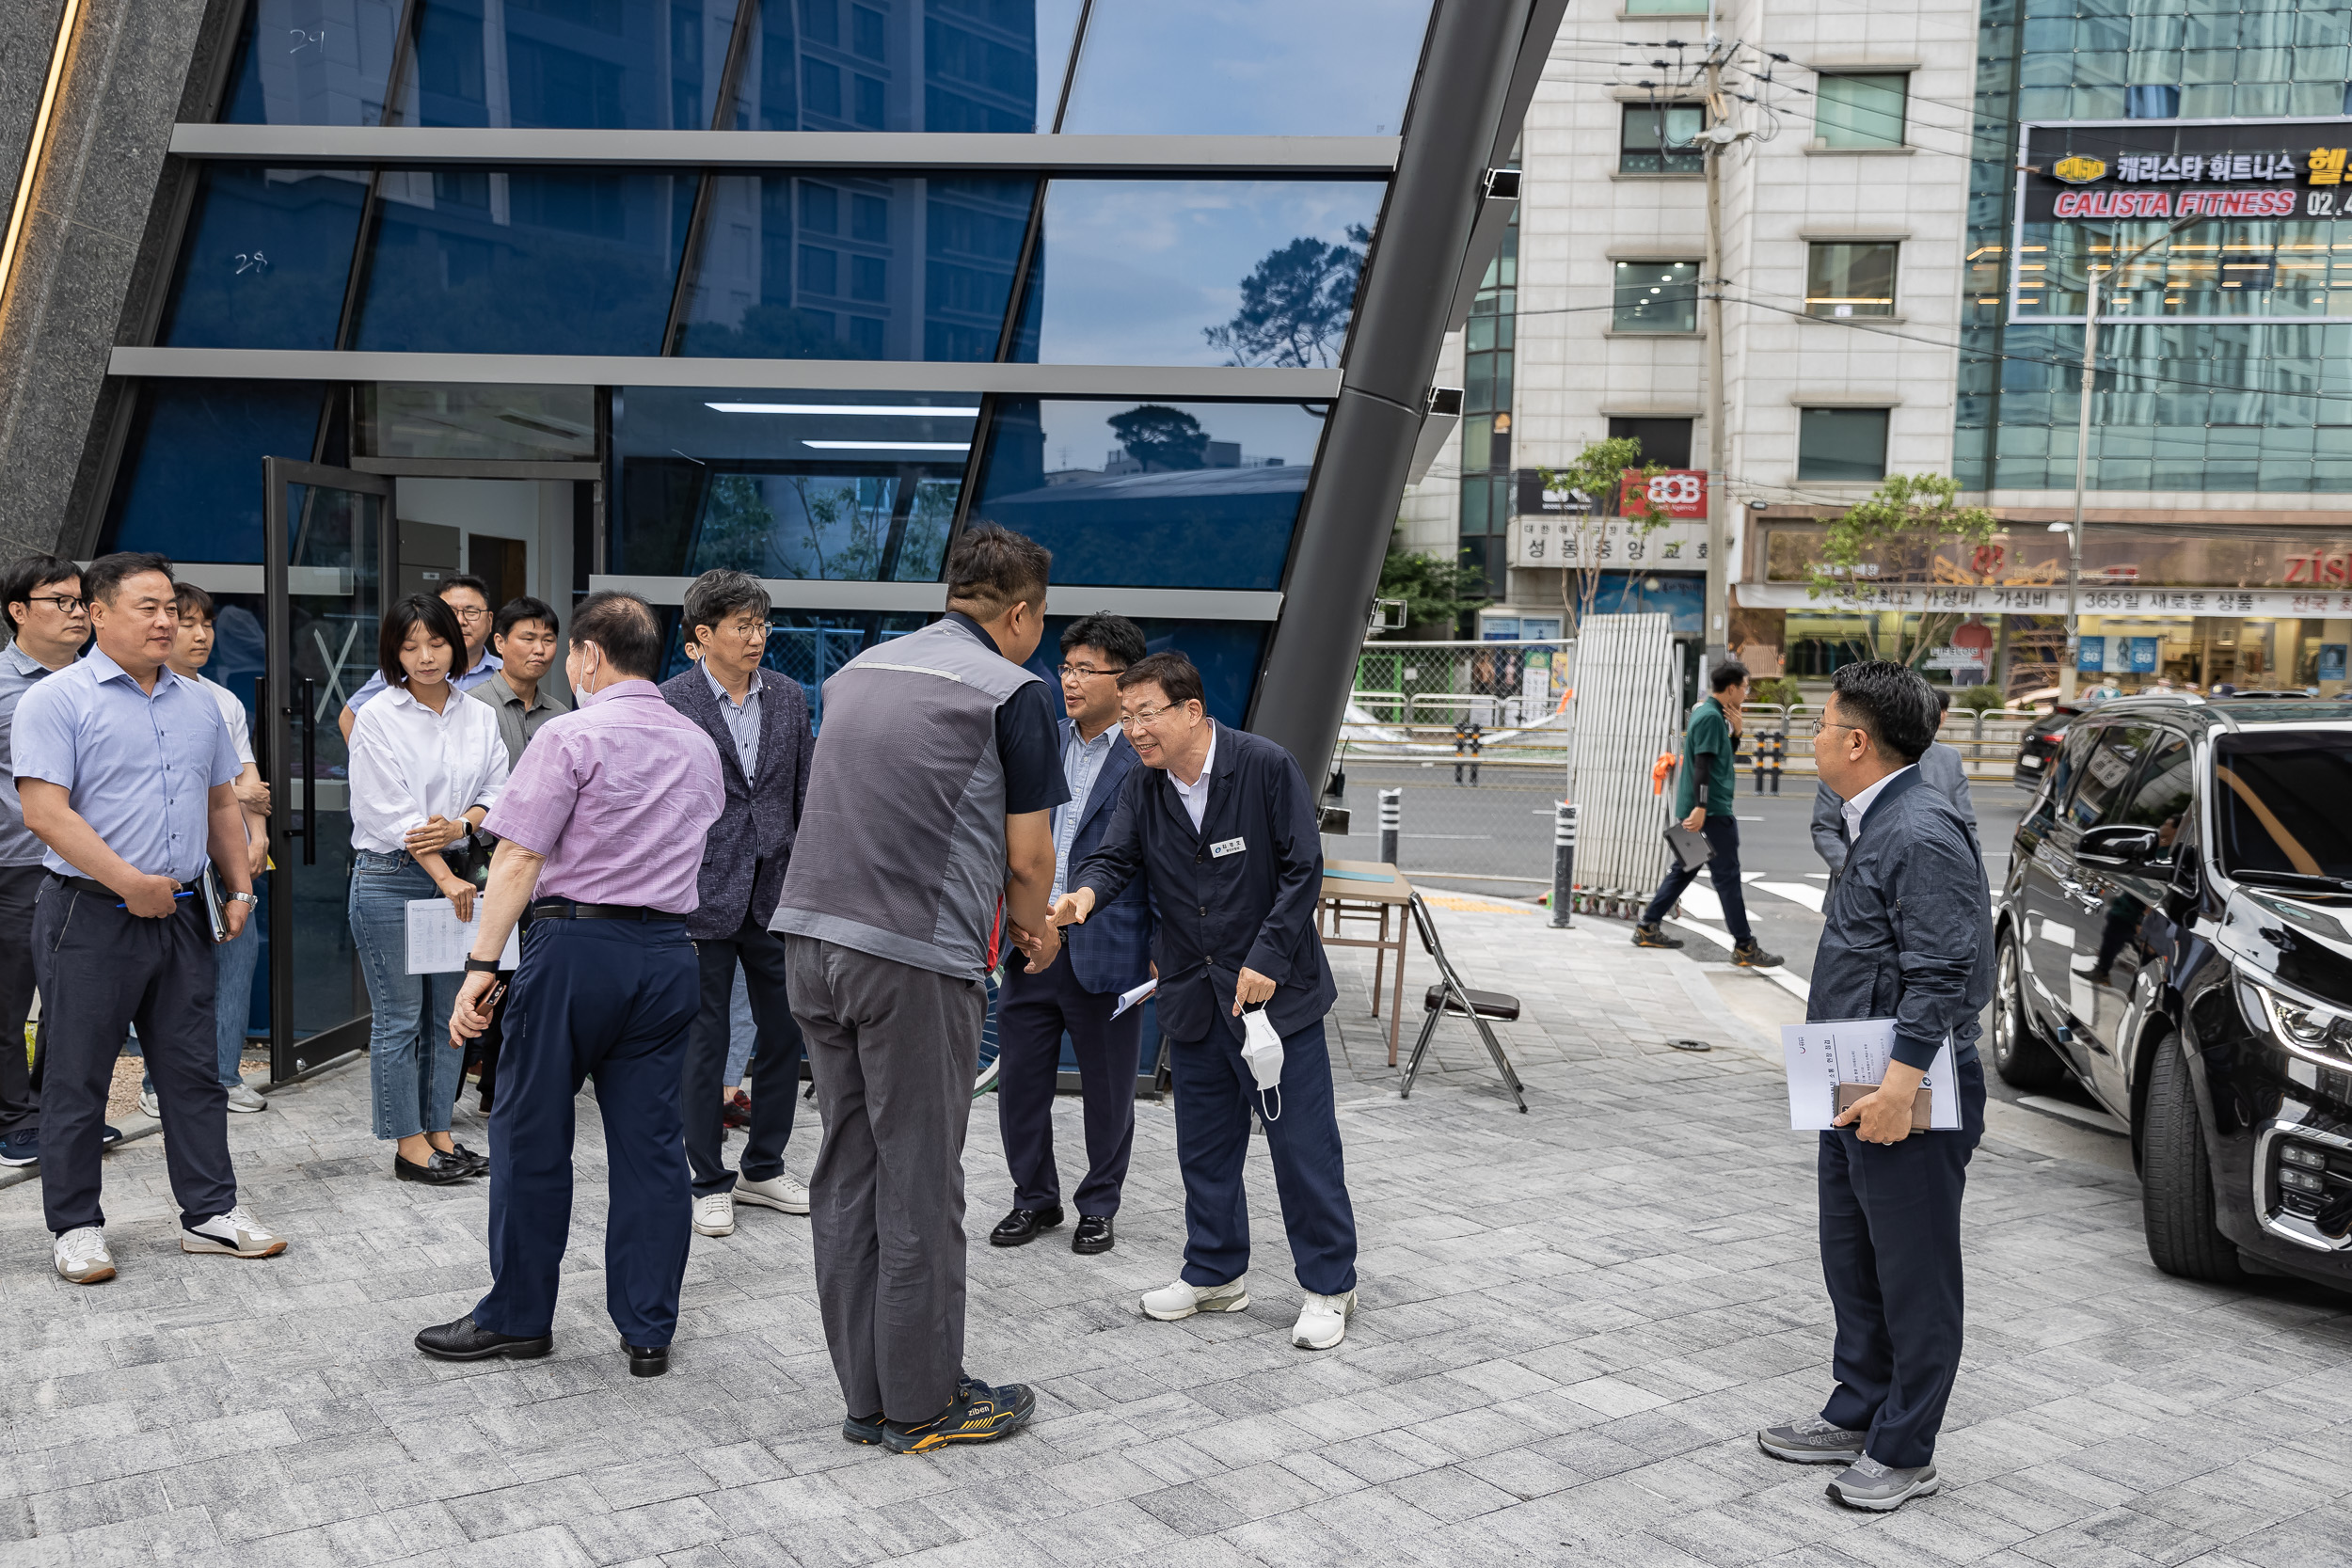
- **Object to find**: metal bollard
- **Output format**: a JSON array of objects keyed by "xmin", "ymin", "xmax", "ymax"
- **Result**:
[
  {"xmin": 1550, "ymin": 800, "xmax": 1577, "ymax": 927},
  {"xmin": 1378, "ymin": 788, "xmax": 1401, "ymax": 866}
]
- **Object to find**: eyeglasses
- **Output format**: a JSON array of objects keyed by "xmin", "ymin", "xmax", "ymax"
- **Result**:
[
  {"xmin": 1058, "ymin": 662, "xmax": 1127, "ymax": 680},
  {"xmin": 1810, "ymin": 718, "xmax": 1858, "ymax": 737},
  {"xmin": 1118, "ymin": 704, "xmax": 1182, "ymax": 730},
  {"xmin": 24, "ymin": 594, "xmax": 85, "ymax": 614},
  {"xmin": 448, "ymin": 605, "xmax": 491, "ymax": 623}
]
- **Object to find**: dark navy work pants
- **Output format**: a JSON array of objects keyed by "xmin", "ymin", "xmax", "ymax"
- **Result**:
[
  {"xmin": 1639, "ymin": 815, "xmax": 1752, "ymax": 940},
  {"xmin": 685, "ymin": 916, "xmax": 803, "ymax": 1198},
  {"xmin": 995, "ymin": 953, "xmax": 1141, "ymax": 1218},
  {"xmin": 474, "ymin": 918, "xmax": 699, "ymax": 1349},
  {"xmin": 1169, "ymin": 1015, "xmax": 1357, "ymax": 1296},
  {"xmin": 1818, "ymin": 1053, "xmax": 1988, "ymax": 1471}
]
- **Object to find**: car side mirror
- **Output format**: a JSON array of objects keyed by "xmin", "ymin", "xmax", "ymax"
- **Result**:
[{"xmin": 2080, "ymin": 824, "xmax": 2162, "ymax": 865}]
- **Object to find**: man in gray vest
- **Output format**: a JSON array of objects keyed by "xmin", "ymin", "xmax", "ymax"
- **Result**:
[{"xmin": 775, "ymin": 525, "xmax": 1066, "ymax": 1454}]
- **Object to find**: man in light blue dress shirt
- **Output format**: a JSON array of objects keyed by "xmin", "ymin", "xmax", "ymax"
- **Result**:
[
  {"xmin": 989, "ymin": 614, "xmax": 1154, "ymax": 1256},
  {"xmin": 13, "ymin": 553, "xmax": 286, "ymax": 1285}
]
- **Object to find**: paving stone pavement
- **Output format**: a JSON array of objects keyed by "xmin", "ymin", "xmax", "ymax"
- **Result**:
[{"xmin": 5, "ymin": 903, "xmax": 2350, "ymax": 1568}]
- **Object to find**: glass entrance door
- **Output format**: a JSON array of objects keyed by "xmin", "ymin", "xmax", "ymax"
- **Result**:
[{"xmin": 262, "ymin": 458, "xmax": 389, "ymax": 1082}]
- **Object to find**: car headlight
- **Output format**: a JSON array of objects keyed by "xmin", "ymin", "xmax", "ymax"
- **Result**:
[{"xmin": 2245, "ymin": 979, "xmax": 2352, "ymax": 1066}]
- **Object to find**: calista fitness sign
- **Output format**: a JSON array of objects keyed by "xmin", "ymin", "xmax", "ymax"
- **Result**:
[{"xmin": 2021, "ymin": 117, "xmax": 2352, "ymax": 223}]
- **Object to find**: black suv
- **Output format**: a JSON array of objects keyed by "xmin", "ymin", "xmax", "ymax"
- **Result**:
[{"xmin": 1994, "ymin": 694, "xmax": 2352, "ymax": 1291}]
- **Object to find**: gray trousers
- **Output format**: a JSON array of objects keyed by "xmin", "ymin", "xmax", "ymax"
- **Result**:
[{"xmin": 785, "ymin": 935, "xmax": 985, "ymax": 1423}]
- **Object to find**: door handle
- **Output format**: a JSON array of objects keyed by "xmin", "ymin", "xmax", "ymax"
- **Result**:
[{"xmin": 299, "ymin": 675, "xmax": 317, "ymax": 866}]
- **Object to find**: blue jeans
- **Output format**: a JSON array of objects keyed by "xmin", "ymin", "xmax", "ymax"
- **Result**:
[
  {"xmin": 724, "ymin": 967, "xmax": 755, "ymax": 1086},
  {"xmin": 349, "ymin": 850, "xmax": 464, "ymax": 1141}
]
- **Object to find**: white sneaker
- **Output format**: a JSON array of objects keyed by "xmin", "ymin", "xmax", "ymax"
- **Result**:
[
  {"xmin": 1292, "ymin": 1290, "xmax": 1357, "ymax": 1350},
  {"xmin": 54, "ymin": 1227, "xmax": 115, "ymax": 1285},
  {"xmin": 136, "ymin": 1087, "xmax": 159, "ymax": 1119},
  {"xmin": 224, "ymin": 1084, "xmax": 268, "ymax": 1114},
  {"xmin": 1140, "ymin": 1275, "xmax": 1249, "ymax": 1321},
  {"xmin": 692, "ymin": 1191, "xmax": 736, "ymax": 1237},
  {"xmin": 734, "ymin": 1173, "xmax": 809, "ymax": 1214},
  {"xmin": 181, "ymin": 1206, "xmax": 287, "ymax": 1259}
]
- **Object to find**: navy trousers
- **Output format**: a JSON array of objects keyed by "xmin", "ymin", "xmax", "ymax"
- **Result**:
[
  {"xmin": 1169, "ymin": 1015, "xmax": 1357, "ymax": 1296},
  {"xmin": 995, "ymin": 954, "xmax": 1142, "ymax": 1218},
  {"xmin": 685, "ymin": 916, "xmax": 804, "ymax": 1198},
  {"xmin": 1640, "ymin": 815, "xmax": 1752, "ymax": 940},
  {"xmin": 32, "ymin": 881, "xmax": 235, "ymax": 1233},
  {"xmin": 474, "ymin": 918, "xmax": 699, "ymax": 1348},
  {"xmin": 1818, "ymin": 1054, "xmax": 1988, "ymax": 1471}
]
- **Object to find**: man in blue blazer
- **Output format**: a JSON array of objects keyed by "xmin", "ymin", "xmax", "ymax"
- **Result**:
[
  {"xmin": 660, "ymin": 571, "xmax": 814, "ymax": 1240},
  {"xmin": 1053, "ymin": 651, "xmax": 1360, "ymax": 1352},
  {"xmin": 989, "ymin": 615, "xmax": 1152, "ymax": 1256}
]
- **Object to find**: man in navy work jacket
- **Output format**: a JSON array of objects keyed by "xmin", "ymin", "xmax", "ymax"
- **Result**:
[
  {"xmin": 991, "ymin": 612, "xmax": 1152, "ymax": 1256},
  {"xmin": 1053, "ymin": 650, "xmax": 1359, "ymax": 1352},
  {"xmin": 661, "ymin": 570, "xmax": 814, "ymax": 1241},
  {"xmin": 1756, "ymin": 659, "xmax": 1992, "ymax": 1514}
]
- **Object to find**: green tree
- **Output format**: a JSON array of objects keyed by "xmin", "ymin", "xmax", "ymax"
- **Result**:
[
  {"xmin": 1107, "ymin": 404, "xmax": 1210, "ymax": 470},
  {"xmin": 1534, "ymin": 436, "xmax": 1671, "ymax": 635},
  {"xmin": 1376, "ymin": 529, "xmax": 1490, "ymax": 633},
  {"xmin": 1805, "ymin": 473, "xmax": 1997, "ymax": 668}
]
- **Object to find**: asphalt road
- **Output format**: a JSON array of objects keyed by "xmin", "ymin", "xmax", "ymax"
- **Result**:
[{"xmin": 1328, "ymin": 766, "xmax": 2122, "ymax": 1130}]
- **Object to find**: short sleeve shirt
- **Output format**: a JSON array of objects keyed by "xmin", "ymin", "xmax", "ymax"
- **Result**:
[
  {"xmin": 941, "ymin": 612, "xmax": 1069, "ymax": 816},
  {"xmin": 195, "ymin": 673, "xmax": 255, "ymax": 768},
  {"xmin": 12, "ymin": 649, "xmax": 241, "ymax": 881}
]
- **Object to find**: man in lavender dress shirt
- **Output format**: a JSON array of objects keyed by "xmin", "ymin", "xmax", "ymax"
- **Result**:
[{"xmin": 414, "ymin": 592, "xmax": 726, "ymax": 1378}]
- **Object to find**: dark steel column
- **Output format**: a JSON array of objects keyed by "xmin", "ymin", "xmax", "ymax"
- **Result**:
[{"xmin": 1248, "ymin": 0, "xmax": 1545, "ymax": 781}]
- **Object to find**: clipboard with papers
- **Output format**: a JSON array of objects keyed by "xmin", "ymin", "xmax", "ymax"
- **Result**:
[{"xmin": 1780, "ymin": 1018, "xmax": 1961, "ymax": 1132}]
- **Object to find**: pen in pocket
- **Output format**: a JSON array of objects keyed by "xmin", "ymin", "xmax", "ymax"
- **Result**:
[{"xmin": 117, "ymin": 891, "xmax": 197, "ymax": 910}]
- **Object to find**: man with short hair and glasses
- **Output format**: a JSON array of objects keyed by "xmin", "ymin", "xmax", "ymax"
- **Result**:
[
  {"xmin": 990, "ymin": 612, "xmax": 1152, "ymax": 1256},
  {"xmin": 0, "ymin": 555, "xmax": 90, "ymax": 1168},
  {"xmin": 662, "ymin": 569, "xmax": 815, "ymax": 1240},
  {"xmin": 340, "ymin": 574, "xmax": 502, "ymax": 741},
  {"xmin": 1756, "ymin": 659, "xmax": 1991, "ymax": 1513},
  {"xmin": 16, "ymin": 553, "xmax": 282, "ymax": 1283},
  {"xmin": 1055, "ymin": 650, "xmax": 1361, "ymax": 1353}
]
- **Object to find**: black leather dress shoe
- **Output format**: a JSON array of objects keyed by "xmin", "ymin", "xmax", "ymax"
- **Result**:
[
  {"xmin": 628, "ymin": 1342, "xmax": 670, "ymax": 1378},
  {"xmin": 1072, "ymin": 1215, "xmax": 1115, "ymax": 1255},
  {"xmin": 416, "ymin": 1315, "xmax": 551, "ymax": 1361},
  {"xmin": 395, "ymin": 1148, "xmax": 475, "ymax": 1184},
  {"xmin": 444, "ymin": 1139, "xmax": 491, "ymax": 1177},
  {"xmin": 989, "ymin": 1206, "xmax": 1064, "ymax": 1246}
]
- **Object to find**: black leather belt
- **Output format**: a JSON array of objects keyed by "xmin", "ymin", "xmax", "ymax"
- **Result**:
[
  {"xmin": 527, "ymin": 898, "xmax": 684, "ymax": 925},
  {"xmin": 47, "ymin": 872, "xmax": 203, "ymax": 903}
]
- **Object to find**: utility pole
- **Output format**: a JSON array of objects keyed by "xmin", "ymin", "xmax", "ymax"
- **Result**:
[
  {"xmin": 2059, "ymin": 211, "xmax": 2199, "ymax": 702},
  {"xmin": 1699, "ymin": 28, "xmax": 1738, "ymax": 677}
]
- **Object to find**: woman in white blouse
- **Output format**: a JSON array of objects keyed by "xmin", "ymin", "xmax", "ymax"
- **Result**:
[{"xmin": 348, "ymin": 594, "xmax": 510, "ymax": 1184}]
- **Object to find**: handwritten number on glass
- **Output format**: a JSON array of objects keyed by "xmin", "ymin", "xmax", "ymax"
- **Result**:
[{"xmin": 234, "ymin": 251, "xmax": 271, "ymax": 276}]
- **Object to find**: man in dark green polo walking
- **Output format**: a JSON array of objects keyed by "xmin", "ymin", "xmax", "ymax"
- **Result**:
[{"xmin": 1632, "ymin": 659, "xmax": 1782, "ymax": 967}]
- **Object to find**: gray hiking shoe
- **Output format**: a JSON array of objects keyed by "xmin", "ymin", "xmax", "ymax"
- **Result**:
[
  {"xmin": 1825, "ymin": 1455, "xmax": 1938, "ymax": 1512},
  {"xmin": 1756, "ymin": 1416, "xmax": 1867, "ymax": 1465}
]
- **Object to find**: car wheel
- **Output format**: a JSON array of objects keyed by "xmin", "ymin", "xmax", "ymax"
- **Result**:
[
  {"xmin": 2140, "ymin": 1034, "xmax": 2247, "ymax": 1286},
  {"xmin": 1991, "ymin": 930, "xmax": 2069, "ymax": 1092}
]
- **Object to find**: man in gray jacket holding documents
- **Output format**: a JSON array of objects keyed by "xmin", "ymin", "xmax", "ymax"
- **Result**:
[{"xmin": 1758, "ymin": 660, "xmax": 1992, "ymax": 1513}]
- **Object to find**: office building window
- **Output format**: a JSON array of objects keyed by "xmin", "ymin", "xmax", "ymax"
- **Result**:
[
  {"xmin": 1798, "ymin": 408, "xmax": 1890, "ymax": 482},
  {"xmin": 1607, "ymin": 416, "xmax": 1692, "ymax": 470},
  {"xmin": 1815, "ymin": 73, "xmax": 1907, "ymax": 149},
  {"xmin": 1619, "ymin": 103, "xmax": 1704, "ymax": 175},
  {"xmin": 1805, "ymin": 241, "xmax": 1898, "ymax": 317},
  {"xmin": 1613, "ymin": 261, "xmax": 1700, "ymax": 332}
]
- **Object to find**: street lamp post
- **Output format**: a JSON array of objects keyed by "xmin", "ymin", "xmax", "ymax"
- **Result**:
[{"xmin": 2060, "ymin": 211, "xmax": 2201, "ymax": 701}]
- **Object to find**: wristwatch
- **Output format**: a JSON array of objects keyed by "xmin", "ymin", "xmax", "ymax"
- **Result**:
[
  {"xmin": 229, "ymin": 891, "xmax": 259, "ymax": 906},
  {"xmin": 464, "ymin": 956, "xmax": 502, "ymax": 974}
]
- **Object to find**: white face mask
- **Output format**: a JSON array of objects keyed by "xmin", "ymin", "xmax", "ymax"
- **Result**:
[{"xmin": 1239, "ymin": 1008, "xmax": 1284, "ymax": 1122}]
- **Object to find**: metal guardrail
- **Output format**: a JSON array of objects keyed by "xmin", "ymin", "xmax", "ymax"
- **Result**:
[{"xmin": 1733, "ymin": 703, "xmax": 2031, "ymax": 778}]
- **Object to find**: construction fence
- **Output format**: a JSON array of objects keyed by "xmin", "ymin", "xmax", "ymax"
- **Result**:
[{"xmin": 1330, "ymin": 633, "xmax": 2038, "ymax": 909}]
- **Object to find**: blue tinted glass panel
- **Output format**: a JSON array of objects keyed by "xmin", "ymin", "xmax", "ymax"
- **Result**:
[
  {"xmin": 677, "ymin": 174, "xmax": 1032, "ymax": 359},
  {"xmin": 100, "ymin": 382, "xmax": 330, "ymax": 565},
  {"xmin": 1024, "ymin": 181, "xmax": 1382, "ymax": 366},
  {"xmin": 158, "ymin": 166, "xmax": 369, "ymax": 350},
  {"xmin": 972, "ymin": 399, "xmax": 1326, "ymax": 589},
  {"xmin": 351, "ymin": 170, "xmax": 691, "ymax": 353},
  {"xmin": 220, "ymin": 0, "xmax": 404, "ymax": 123},
  {"xmin": 1061, "ymin": 0, "xmax": 1429, "ymax": 135},
  {"xmin": 401, "ymin": 0, "xmax": 739, "ymax": 128},
  {"xmin": 745, "ymin": 0, "xmax": 1083, "ymax": 132},
  {"xmin": 1016, "ymin": 617, "xmax": 1265, "ymax": 728},
  {"xmin": 614, "ymin": 387, "xmax": 979, "ymax": 579}
]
